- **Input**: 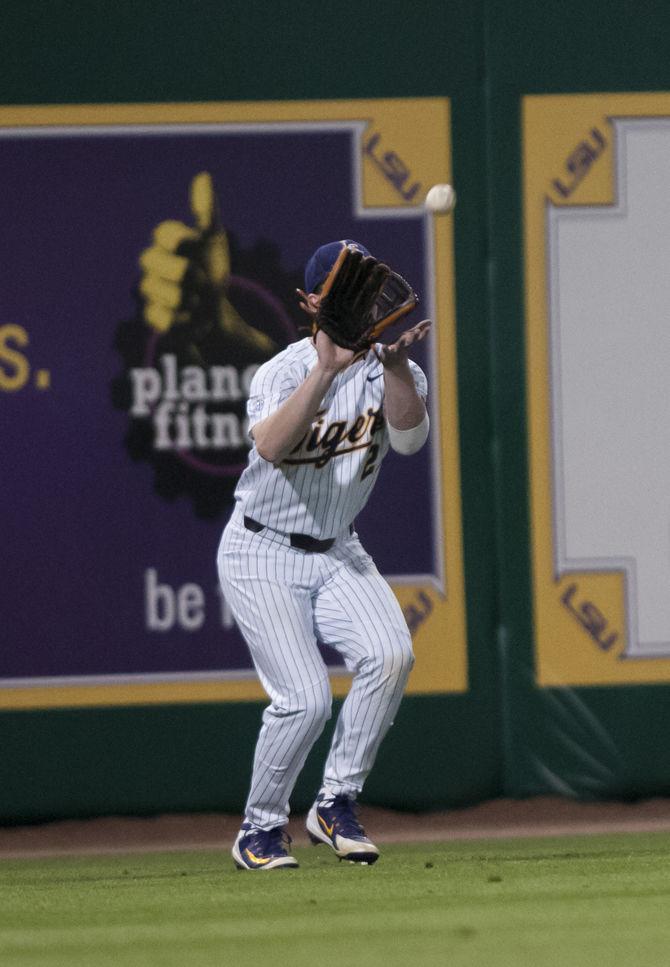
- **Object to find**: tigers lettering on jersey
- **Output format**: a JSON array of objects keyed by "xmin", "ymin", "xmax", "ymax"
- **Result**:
[
  {"xmin": 234, "ymin": 337, "xmax": 427, "ymax": 539},
  {"xmin": 285, "ymin": 407, "xmax": 384, "ymax": 469}
]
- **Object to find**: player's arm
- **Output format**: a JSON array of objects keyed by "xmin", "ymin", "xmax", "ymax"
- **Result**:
[
  {"xmin": 379, "ymin": 320, "xmax": 430, "ymax": 453},
  {"xmin": 252, "ymin": 331, "xmax": 354, "ymax": 464}
]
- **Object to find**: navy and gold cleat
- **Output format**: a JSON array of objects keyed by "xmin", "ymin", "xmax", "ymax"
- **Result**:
[
  {"xmin": 306, "ymin": 793, "xmax": 380, "ymax": 864},
  {"xmin": 232, "ymin": 823, "xmax": 299, "ymax": 870}
]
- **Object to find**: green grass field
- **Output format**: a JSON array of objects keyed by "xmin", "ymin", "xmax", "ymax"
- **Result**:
[{"xmin": 2, "ymin": 831, "xmax": 670, "ymax": 967}]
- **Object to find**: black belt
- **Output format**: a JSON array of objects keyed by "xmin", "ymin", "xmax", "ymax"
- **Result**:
[{"xmin": 244, "ymin": 516, "xmax": 350, "ymax": 553}]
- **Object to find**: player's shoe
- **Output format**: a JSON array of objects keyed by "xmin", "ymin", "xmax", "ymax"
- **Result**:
[
  {"xmin": 232, "ymin": 823, "xmax": 299, "ymax": 870},
  {"xmin": 306, "ymin": 793, "xmax": 380, "ymax": 864}
]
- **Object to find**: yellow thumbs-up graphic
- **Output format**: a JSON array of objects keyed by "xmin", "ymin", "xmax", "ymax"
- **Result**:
[{"xmin": 138, "ymin": 172, "xmax": 276, "ymax": 357}]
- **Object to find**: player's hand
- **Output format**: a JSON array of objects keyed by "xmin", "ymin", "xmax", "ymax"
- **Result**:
[
  {"xmin": 137, "ymin": 172, "xmax": 275, "ymax": 354},
  {"xmin": 376, "ymin": 319, "xmax": 431, "ymax": 371},
  {"xmin": 314, "ymin": 328, "xmax": 356, "ymax": 375}
]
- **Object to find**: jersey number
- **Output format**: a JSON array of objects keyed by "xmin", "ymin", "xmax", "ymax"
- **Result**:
[{"xmin": 361, "ymin": 444, "xmax": 380, "ymax": 480}]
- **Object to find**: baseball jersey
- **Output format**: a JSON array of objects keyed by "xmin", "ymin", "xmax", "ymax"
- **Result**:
[{"xmin": 234, "ymin": 337, "xmax": 427, "ymax": 539}]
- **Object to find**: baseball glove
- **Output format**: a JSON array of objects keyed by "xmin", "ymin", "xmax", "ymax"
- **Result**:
[{"xmin": 315, "ymin": 245, "xmax": 418, "ymax": 352}]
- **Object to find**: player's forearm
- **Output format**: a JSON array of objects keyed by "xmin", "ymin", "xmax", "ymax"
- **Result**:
[
  {"xmin": 383, "ymin": 360, "xmax": 426, "ymax": 429},
  {"xmin": 252, "ymin": 364, "xmax": 337, "ymax": 464}
]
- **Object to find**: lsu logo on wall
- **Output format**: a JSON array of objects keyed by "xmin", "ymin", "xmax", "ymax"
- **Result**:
[{"xmin": 523, "ymin": 92, "xmax": 670, "ymax": 687}]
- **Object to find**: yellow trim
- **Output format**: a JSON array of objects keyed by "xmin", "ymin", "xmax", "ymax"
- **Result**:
[
  {"xmin": 318, "ymin": 815, "xmax": 335, "ymax": 837},
  {"xmin": 243, "ymin": 848, "xmax": 272, "ymax": 866},
  {"xmin": 0, "ymin": 97, "xmax": 466, "ymax": 708},
  {"xmin": 524, "ymin": 92, "xmax": 670, "ymax": 686}
]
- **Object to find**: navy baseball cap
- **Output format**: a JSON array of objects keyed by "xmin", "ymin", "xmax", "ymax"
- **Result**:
[{"xmin": 304, "ymin": 239, "xmax": 371, "ymax": 293}]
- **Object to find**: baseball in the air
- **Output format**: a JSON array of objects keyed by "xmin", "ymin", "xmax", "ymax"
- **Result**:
[{"xmin": 425, "ymin": 183, "xmax": 457, "ymax": 214}]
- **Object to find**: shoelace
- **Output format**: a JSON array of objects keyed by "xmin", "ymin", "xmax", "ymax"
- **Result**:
[
  {"xmin": 326, "ymin": 795, "xmax": 367, "ymax": 839},
  {"xmin": 247, "ymin": 826, "xmax": 292, "ymax": 856}
]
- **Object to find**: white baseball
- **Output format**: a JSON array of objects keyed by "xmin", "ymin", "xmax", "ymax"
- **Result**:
[{"xmin": 425, "ymin": 183, "xmax": 456, "ymax": 214}]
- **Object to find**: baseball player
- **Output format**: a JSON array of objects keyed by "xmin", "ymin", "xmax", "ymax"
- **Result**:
[{"xmin": 218, "ymin": 240, "xmax": 430, "ymax": 870}]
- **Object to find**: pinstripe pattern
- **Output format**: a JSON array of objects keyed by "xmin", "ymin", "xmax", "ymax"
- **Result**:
[
  {"xmin": 236, "ymin": 338, "xmax": 427, "ymax": 538},
  {"xmin": 218, "ymin": 338, "xmax": 426, "ymax": 831},
  {"xmin": 218, "ymin": 504, "xmax": 414, "ymax": 829}
]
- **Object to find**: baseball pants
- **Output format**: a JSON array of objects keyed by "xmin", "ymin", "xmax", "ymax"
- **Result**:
[{"xmin": 217, "ymin": 504, "xmax": 415, "ymax": 830}]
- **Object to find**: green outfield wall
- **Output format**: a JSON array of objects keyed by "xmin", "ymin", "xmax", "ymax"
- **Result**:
[{"xmin": 2, "ymin": 0, "xmax": 669, "ymax": 823}]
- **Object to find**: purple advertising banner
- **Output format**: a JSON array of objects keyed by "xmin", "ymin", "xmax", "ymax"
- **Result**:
[{"xmin": 1, "ymin": 99, "xmax": 465, "ymax": 706}]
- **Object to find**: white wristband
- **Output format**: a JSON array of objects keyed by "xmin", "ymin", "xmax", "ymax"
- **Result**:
[{"xmin": 387, "ymin": 410, "xmax": 429, "ymax": 455}]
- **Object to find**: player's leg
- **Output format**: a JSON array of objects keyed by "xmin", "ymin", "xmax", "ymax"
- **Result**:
[
  {"xmin": 307, "ymin": 537, "xmax": 414, "ymax": 861},
  {"xmin": 217, "ymin": 516, "xmax": 332, "ymax": 867},
  {"xmin": 315, "ymin": 539, "xmax": 414, "ymax": 795}
]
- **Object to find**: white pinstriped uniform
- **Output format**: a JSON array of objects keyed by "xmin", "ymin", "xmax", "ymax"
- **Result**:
[{"xmin": 217, "ymin": 337, "xmax": 427, "ymax": 831}]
